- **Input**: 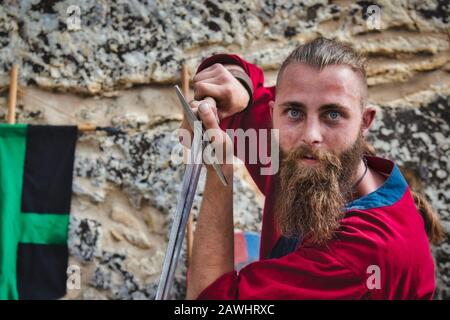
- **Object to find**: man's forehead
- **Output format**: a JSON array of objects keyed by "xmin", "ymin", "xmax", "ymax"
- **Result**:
[{"xmin": 277, "ymin": 63, "xmax": 362, "ymax": 104}]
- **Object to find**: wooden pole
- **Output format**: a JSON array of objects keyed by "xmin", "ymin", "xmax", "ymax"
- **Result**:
[
  {"xmin": 182, "ymin": 64, "xmax": 194, "ymax": 267},
  {"xmin": 7, "ymin": 64, "xmax": 18, "ymax": 124},
  {"xmin": 77, "ymin": 124, "xmax": 97, "ymax": 132},
  {"xmin": 13, "ymin": 77, "xmax": 100, "ymax": 132}
]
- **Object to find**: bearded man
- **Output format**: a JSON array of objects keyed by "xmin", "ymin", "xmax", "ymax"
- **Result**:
[{"xmin": 181, "ymin": 37, "xmax": 442, "ymax": 299}]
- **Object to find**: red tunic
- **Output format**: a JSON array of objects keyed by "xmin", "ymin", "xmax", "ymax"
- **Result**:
[{"xmin": 194, "ymin": 54, "xmax": 436, "ymax": 299}]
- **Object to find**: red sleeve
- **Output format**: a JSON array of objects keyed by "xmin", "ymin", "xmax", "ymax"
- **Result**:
[
  {"xmin": 196, "ymin": 54, "xmax": 276, "ymax": 195},
  {"xmin": 197, "ymin": 246, "xmax": 368, "ymax": 300}
]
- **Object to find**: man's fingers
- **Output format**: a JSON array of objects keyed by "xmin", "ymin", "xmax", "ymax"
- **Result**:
[
  {"xmin": 193, "ymin": 82, "xmax": 223, "ymax": 101},
  {"xmin": 194, "ymin": 83, "xmax": 233, "ymax": 120},
  {"xmin": 194, "ymin": 76, "xmax": 227, "ymax": 86},
  {"xmin": 179, "ymin": 97, "xmax": 221, "ymax": 148},
  {"xmin": 198, "ymin": 100, "xmax": 219, "ymax": 131},
  {"xmin": 194, "ymin": 63, "xmax": 223, "ymax": 77},
  {"xmin": 200, "ymin": 97, "xmax": 219, "ymax": 123},
  {"xmin": 201, "ymin": 97, "xmax": 220, "ymax": 123},
  {"xmin": 193, "ymin": 67, "xmax": 222, "ymax": 82}
]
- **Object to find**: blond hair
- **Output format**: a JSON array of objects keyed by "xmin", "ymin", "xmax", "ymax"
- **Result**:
[{"xmin": 277, "ymin": 37, "xmax": 368, "ymax": 106}]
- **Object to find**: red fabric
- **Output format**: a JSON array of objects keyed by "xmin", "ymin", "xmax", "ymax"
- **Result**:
[
  {"xmin": 195, "ymin": 54, "xmax": 436, "ymax": 300},
  {"xmin": 198, "ymin": 189, "xmax": 435, "ymax": 300}
]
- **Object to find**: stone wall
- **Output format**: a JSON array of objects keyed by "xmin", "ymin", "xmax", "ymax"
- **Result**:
[{"xmin": 0, "ymin": 0, "xmax": 448, "ymax": 299}]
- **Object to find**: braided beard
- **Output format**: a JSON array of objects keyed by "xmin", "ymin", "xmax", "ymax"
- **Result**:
[{"xmin": 275, "ymin": 135, "xmax": 365, "ymax": 245}]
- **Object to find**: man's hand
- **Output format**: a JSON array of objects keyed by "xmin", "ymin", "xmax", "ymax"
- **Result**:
[
  {"xmin": 179, "ymin": 63, "xmax": 249, "ymax": 150},
  {"xmin": 193, "ymin": 64, "xmax": 250, "ymax": 120},
  {"xmin": 179, "ymin": 97, "xmax": 218, "ymax": 148},
  {"xmin": 179, "ymin": 98, "xmax": 233, "ymax": 168}
]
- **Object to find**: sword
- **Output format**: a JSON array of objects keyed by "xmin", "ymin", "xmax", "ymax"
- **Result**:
[{"xmin": 155, "ymin": 86, "xmax": 227, "ymax": 300}]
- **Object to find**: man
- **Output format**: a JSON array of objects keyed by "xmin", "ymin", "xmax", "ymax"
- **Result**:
[{"xmin": 180, "ymin": 38, "xmax": 442, "ymax": 299}]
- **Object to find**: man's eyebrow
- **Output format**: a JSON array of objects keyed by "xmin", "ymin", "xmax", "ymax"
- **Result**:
[
  {"xmin": 319, "ymin": 103, "xmax": 349, "ymax": 112},
  {"xmin": 280, "ymin": 102, "xmax": 349, "ymax": 112},
  {"xmin": 279, "ymin": 101, "xmax": 306, "ymax": 109}
]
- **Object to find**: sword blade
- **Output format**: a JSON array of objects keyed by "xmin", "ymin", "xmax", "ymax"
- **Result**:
[{"xmin": 155, "ymin": 132, "xmax": 203, "ymax": 300}]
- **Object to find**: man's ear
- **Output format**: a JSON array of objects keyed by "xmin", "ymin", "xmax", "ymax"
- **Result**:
[
  {"xmin": 269, "ymin": 100, "xmax": 275, "ymax": 119},
  {"xmin": 361, "ymin": 105, "xmax": 377, "ymax": 137}
]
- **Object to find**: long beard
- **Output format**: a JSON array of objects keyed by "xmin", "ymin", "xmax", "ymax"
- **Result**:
[{"xmin": 275, "ymin": 136, "xmax": 365, "ymax": 245}]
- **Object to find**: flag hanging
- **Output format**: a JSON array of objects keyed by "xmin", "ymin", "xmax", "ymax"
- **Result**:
[{"xmin": 0, "ymin": 124, "xmax": 77, "ymax": 300}]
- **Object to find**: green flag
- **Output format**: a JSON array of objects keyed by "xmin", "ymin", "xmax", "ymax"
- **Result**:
[{"xmin": 0, "ymin": 124, "xmax": 77, "ymax": 299}]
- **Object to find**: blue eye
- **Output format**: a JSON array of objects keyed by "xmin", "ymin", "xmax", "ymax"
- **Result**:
[
  {"xmin": 287, "ymin": 109, "xmax": 300, "ymax": 119},
  {"xmin": 328, "ymin": 111, "xmax": 340, "ymax": 120}
]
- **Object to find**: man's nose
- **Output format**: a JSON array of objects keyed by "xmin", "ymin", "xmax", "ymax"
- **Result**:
[{"xmin": 301, "ymin": 118, "xmax": 323, "ymax": 146}]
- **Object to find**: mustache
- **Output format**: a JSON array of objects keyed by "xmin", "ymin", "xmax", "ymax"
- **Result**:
[{"xmin": 282, "ymin": 145, "xmax": 342, "ymax": 171}]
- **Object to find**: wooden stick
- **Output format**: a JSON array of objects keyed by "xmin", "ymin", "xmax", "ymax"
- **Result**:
[
  {"xmin": 77, "ymin": 124, "xmax": 97, "ymax": 132},
  {"xmin": 182, "ymin": 63, "xmax": 194, "ymax": 267},
  {"xmin": 15, "ymin": 83, "xmax": 110, "ymax": 133},
  {"xmin": 7, "ymin": 64, "xmax": 18, "ymax": 124}
]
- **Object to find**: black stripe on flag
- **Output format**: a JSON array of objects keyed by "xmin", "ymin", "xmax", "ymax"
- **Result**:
[
  {"xmin": 21, "ymin": 125, "xmax": 78, "ymax": 214},
  {"xmin": 17, "ymin": 243, "xmax": 69, "ymax": 300}
]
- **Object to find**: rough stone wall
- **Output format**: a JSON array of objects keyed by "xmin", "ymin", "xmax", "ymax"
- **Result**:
[{"xmin": 0, "ymin": 0, "xmax": 448, "ymax": 299}]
